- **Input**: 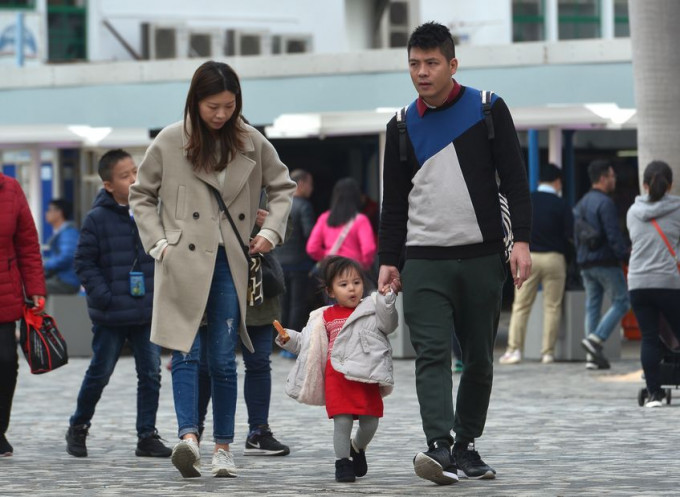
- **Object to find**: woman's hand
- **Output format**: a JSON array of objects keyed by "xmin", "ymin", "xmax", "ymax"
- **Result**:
[
  {"xmin": 250, "ymin": 235, "xmax": 273, "ymax": 254},
  {"xmin": 255, "ymin": 209, "xmax": 268, "ymax": 228}
]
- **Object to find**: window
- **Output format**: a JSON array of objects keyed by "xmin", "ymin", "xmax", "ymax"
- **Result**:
[
  {"xmin": 387, "ymin": 0, "xmax": 409, "ymax": 48},
  {"xmin": 154, "ymin": 28, "xmax": 176, "ymax": 59},
  {"xmin": 614, "ymin": 0, "xmax": 629, "ymax": 38},
  {"xmin": 512, "ymin": 0, "xmax": 545, "ymax": 42},
  {"xmin": 47, "ymin": 1, "xmax": 87, "ymax": 61},
  {"xmin": 558, "ymin": 0, "xmax": 600, "ymax": 40},
  {"xmin": 0, "ymin": 0, "xmax": 35, "ymax": 8},
  {"xmin": 189, "ymin": 33, "xmax": 211, "ymax": 58},
  {"xmin": 272, "ymin": 34, "xmax": 312, "ymax": 54}
]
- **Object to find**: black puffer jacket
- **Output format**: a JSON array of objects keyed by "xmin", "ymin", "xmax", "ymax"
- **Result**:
[{"xmin": 75, "ymin": 189, "xmax": 154, "ymax": 326}]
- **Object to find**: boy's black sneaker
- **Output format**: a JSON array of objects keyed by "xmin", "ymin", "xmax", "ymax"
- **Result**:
[
  {"xmin": 335, "ymin": 457, "xmax": 356, "ymax": 482},
  {"xmin": 136, "ymin": 432, "xmax": 172, "ymax": 457},
  {"xmin": 350, "ymin": 439, "xmax": 367, "ymax": 477},
  {"xmin": 0, "ymin": 434, "xmax": 13, "ymax": 457},
  {"xmin": 243, "ymin": 425, "xmax": 290, "ymax": 456},
  {"xmin": 413, "ymin": 441, "xmax": 459, "ymax": 485},
  {"xmin": 66, "ymin": 424, "xmax": 89, "ymax": 458},
  {"xmin": 453, "ymin": 442, "xmax": 496, "ymax": 479}
]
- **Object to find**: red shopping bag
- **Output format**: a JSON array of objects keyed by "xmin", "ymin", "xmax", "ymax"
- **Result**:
[{"xmin": 19, "ymin": 305, "xmax": 68, "ymax": 374}]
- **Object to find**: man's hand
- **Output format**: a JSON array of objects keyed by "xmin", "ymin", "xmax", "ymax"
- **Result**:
[
  {"xmin": 250, "ymin": 235, "xmax": 273, "ymax": 254},
  {"xmin": 378, "ymin": 265, "xmax": 402, "ymax": 294},
  {"xmin": 510, "ymin": 241, "xmax": 531, "ymax": 289}
]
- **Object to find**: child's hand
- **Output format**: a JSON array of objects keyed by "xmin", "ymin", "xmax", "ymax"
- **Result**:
[{"xmin": 273, "ymin": 320, "xmax": 290, "ymax": 344}]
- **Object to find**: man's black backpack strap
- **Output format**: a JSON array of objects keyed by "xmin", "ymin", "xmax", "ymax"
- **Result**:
[
  {"xmin": 396, "ymin": 105, "xmax": 409, "ymax": 162},
  {"xmin": 481, "ymin": 90, "xmax": 495, "ymax": 140}
]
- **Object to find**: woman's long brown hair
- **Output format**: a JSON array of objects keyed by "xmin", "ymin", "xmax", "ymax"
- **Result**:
[{"xmin": 183, "ymin": 61, "xmax": 246, "ymax": 171}]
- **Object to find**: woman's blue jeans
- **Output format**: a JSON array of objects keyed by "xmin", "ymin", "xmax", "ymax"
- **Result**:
[
  {"xmin": 197, "ymin": 323, "xmax": 274, "ymax": 436},
  {"xmin": 171, "ymin": 248, "xmax": 239, "ymax": 444}
]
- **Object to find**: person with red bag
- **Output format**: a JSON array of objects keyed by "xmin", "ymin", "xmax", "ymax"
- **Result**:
[{"xmin": 0, "ymin": 172, "xmax": 46, "ymax": 457}]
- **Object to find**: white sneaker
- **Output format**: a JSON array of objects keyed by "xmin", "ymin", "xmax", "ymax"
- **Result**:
[
  {"xmin": 171, "ymin": 439, "xmax": 201, "ymax": 478},
  {"xmin": 541, "ymin": 354, "xmax": 555, "ymax": 364},
  {"xmin": 499, "ymin": 349, "xmax": 521, "ymax": 365},
  {"xmin": 212, "ymin": 448, "xmax": 238, "ymax": 477}
]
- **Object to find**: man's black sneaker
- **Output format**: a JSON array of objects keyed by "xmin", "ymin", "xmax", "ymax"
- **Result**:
[
  {"xmin": 581, "ymin": 336, "xmax": 609, "ymax": 367},
  {"xmin": 0, "ymin": 434, "xmax": 13, "ymax": 457},
  {"xmin": 243, "ymin": 425, "xmax": 290, "ymax": 456},
  {"xmin": 335, "ymin": 457, "xmax": 356, "ymax": 482},
  {"xmin": 350, "ymin": 439, "xmax": 367, "ymax": 477},
  {"xmin": 136, "ymin": 432, "xmax": 172, "ymax": 457},
  {"xmin": 413, "ymin": 441, "xmax": 459, "ymax": 485},
  {"xmin": 453, "ymin": 442, "xmax": 496, "ymax": 480},
  {"xmin": 66, "ymin": 424, "xmax": 89, "ymax": 458}
]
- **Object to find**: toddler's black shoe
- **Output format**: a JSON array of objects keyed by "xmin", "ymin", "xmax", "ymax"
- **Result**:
[
  {"xmin": 335, "ymin": 458, "xmax": 356, "ymax": 482},
  {"xmin": 350, "ymin": 439, "xmax": 367, "ymax": 477}
]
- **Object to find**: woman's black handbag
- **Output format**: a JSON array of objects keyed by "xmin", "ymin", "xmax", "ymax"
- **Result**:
[{"xmin": 260, "ymin": 252, "xmax": 286, "ymax": 298}]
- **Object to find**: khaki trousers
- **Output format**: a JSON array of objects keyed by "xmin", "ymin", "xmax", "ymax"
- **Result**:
[{"xmin": 507, "ymin": 252, "xmax": 566, "ymax": 356}]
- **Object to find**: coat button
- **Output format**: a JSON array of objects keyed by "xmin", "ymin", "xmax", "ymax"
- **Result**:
[
  {"xmin": 238, "ymin": 213, "xmax": 245, "ymax": 220},
  {"xmin": 193, "ymin": 212, "xmax": 200, "ymax": 219},
  {"xmin": 188, "ymin": 243, "xmax": 196, "ymax": 251}
]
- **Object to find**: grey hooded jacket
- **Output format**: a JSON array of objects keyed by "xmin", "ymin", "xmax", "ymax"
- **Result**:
[{"xmin": 626, "ymin": 194, "xmax": 680, "ymax": 291}]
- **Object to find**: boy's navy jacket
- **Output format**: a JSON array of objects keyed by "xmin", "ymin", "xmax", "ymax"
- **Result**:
[{"xmin": 75, "ymin": 189, "xmax": 154, "ymax": 326}]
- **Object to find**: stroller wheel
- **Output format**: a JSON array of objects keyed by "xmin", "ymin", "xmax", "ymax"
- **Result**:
[
  {"xmin": 638, "ymin": 388, "xmax": 648, "ymax": 407},
  {"xmin": 665, "ymin": 389, "xmax": 672, "ymax": 405}
]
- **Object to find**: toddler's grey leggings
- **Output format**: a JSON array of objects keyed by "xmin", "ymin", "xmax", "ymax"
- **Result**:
[{"xmin": 333, "ymin": 414, "xmax": 379, "ymax": 459}]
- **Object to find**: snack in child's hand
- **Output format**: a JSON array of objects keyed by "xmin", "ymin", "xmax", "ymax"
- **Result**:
[{"xmin": 273, "ymin": 320, "xmax": 290, "ymax": 344}]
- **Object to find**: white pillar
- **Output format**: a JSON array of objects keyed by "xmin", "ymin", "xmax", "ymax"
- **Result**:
[
  {"xmin": 601, "ymin": 0, "xmax": 615, "ymax": 39},
  {"xmin": 545, "ymin": 0, "xmax": 559, "ymax": 41},
  {"xmin": 51, "ymin": 150, "xmax": 62, "ymax": 197},
  {"xmin": 29, "ymin": 148, "xmax": 43, "ymax": 242},
  {"xmin": 548, "ymin": 127, "xmax": 562, "ymax": 168}
]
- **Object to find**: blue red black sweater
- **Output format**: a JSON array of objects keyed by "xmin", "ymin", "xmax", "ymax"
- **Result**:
[{"xmin": 379, "ymin": 85, "xmax": 532, "ymax": 266}]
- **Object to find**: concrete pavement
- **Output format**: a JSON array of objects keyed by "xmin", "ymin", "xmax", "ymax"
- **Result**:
[{"xmin": 2, "ymin": 331, "xmax": 679, "ymax": 496}]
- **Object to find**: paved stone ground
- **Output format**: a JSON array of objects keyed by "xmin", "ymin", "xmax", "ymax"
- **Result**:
[{"xmin": 2, "ymin": 320, "xmax": 680, "ymax": 496}]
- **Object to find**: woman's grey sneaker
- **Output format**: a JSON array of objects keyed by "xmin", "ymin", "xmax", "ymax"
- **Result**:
[
  {"xmin": 212, "ymin": 448, "xmax": 238, "ymax": 477},
  {"xmin": 413, "ymin": 441, "xmax": 459, "ymax": 485},
  {"xmin": 171, "ymin": 439, "xmax": 201, "ymax": 478},
  {"xmin": 243, "ymin": 425, "xmax": 290, "ymax": 456},
  {"xmin": 65, "ymin": 424, "xmax": 89, "ymax": 457},
  {"xmin": 0, "ymin": 434, "xmax": 13, "ymax": 457},
  {"xmin": 136, "ymin": 432, "xmax": 172, "ymax": 457},
  {"xmin": 453, "ymin": 442, "xmax": 496, "ymax": 479},
  {"xmin": 350, "ymin": 439, "xmax": 367, "ymax": 477}
]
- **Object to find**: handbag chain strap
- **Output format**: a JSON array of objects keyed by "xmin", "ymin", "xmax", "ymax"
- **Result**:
[{"xmin": 208, "ymin": 184, "xmax": 250, "ymax": 263}]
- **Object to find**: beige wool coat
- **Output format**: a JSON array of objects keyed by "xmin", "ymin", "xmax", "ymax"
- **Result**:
[{"xmin": 129, "ymin": 120, "xmax": 295, "ymax": 353}]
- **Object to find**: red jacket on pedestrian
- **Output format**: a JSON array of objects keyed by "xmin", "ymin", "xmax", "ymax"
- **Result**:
[{"xmin": 0, "ymin": 173, "xmax": 46, "ymax": 323}]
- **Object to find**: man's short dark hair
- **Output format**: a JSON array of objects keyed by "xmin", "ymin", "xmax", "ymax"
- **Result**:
[
  {"xmin": 587, "ymin": 159, "xmax": 612, "ymax": 185},
  {"xmin": 49, "ymin": 198, "xmax": 72, "ymax": 220},
  {"xmin": 407, "ymin": 21, "xmax": 455, "ymax": 60},
  {"xmin": 540, "ymin": 163, "xmax": 562, "ymax": 183},
  {"xmin": 98, "ymin": 149, "xmax": 131, "ymax": 182}
]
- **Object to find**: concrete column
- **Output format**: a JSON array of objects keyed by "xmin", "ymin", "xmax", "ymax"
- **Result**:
[
  {"xmin": 548, "ymin": 127, "xmax": 562, "ymax": 167},
  {"xmin": 545, "ymin": 0, "xmax": 559, "ymax": 41},
  {"xmin": 601, "ymin": 0, "xmax": 615, "ymax": 39},
  {"xmin": 29, "ymin": 148, "xmax": 42, "ymax": 242},
  {"xmin": 528, "ymin": 129, "xmax": 540, "ymax": 192}
]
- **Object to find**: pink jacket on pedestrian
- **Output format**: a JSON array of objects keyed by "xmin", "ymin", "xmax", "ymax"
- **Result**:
[{"xmin": 306, "ymin": 212, "xmax": 376, "ymax": 270}]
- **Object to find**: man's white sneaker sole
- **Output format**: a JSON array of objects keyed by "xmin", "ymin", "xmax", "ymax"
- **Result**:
[{"xmin": 413, "ymin": 452, "xmax": 459, "ymax": 485}]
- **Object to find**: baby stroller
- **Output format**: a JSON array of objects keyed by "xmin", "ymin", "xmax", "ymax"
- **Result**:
[{"xmin": 637, "ymin": 315, "xmax": 680, "ymax": 406}]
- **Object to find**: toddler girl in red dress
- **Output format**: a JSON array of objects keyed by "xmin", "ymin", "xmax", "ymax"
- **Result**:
[{"xmin": 276, "ymin": 256, "xmax": 398, "ymax": 482}]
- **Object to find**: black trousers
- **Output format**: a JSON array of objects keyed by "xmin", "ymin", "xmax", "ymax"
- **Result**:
[{"xmin": 0, "ymin": 321, "xmax": 18, "ymax": 436}]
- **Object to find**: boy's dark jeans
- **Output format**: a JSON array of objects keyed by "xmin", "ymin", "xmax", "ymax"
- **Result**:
[
  {"xmin": 69, "ymin": 323, "xmax": 162, "ymax": 438},
  {"xmin": 403, "ymin": 255, "xmax": 506, "ymax": 447},
  {"xmin": 0, "ymin": 322, "xmax": 18, "ymax": 436}
]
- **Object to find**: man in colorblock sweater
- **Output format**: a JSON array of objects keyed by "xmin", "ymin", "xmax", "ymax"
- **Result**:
[{"xmin": 378, "ymin": 22, "xmax": 532, "ymax": 485}]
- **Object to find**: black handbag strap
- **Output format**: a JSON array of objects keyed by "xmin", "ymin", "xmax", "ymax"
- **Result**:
[{"xmin": 208, "ymin": 184, "xmax": 250, "ymax": 262}]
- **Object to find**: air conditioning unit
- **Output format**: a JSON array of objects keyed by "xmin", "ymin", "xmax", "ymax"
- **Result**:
[
  {"xmin": 141, "ymin": 23, "xmax": 181, "ymax": 59},
  {"xmin": 225, "ymin": 29, "xmax": 269, "ymax": 56},
  {"xmin": 271, "ymin": 34, "xmax": 313, "ymax": 54}
]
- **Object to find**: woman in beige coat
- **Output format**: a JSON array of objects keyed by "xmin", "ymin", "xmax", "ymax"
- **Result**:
[{"xmin": 129, "ymin": 61, "xmax": 295, "ymax": 479}]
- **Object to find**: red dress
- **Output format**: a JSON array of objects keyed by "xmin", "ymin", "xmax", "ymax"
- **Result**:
[{"xmin": 323, "ymin": 304, "xmax": 383, "ymax": 419}]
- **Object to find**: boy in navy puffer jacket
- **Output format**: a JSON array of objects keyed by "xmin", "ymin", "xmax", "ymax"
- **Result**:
[{"xmin": 65, "ymin": 149, "xmax": 171, "ymax": 459}]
